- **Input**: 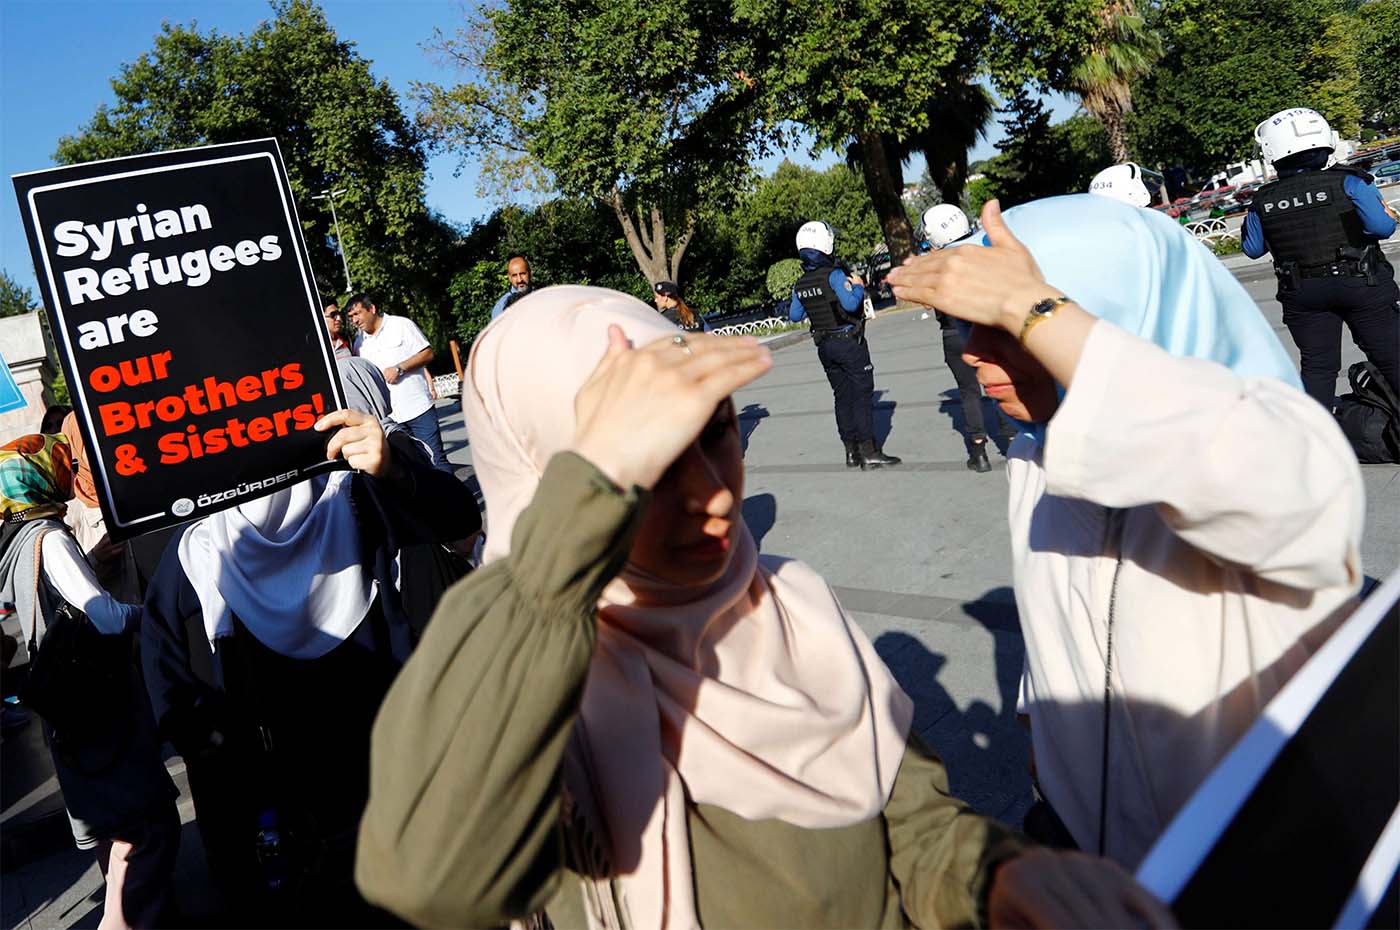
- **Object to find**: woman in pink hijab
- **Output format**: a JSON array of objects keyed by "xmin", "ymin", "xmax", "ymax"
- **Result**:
[{"xmin": 355, "ymin": 286, "xmax": 1172, "ymax": 929}]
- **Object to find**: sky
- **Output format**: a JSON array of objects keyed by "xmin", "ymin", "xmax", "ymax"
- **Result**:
[{"xmin": 1, "ymin": 0, "xmax": 1079, "ymax": 296}]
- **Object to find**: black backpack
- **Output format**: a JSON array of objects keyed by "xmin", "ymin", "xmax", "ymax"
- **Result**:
[{"xmin": 1334, "ymin": 362, "xmax": 1400, "ymax": 464}]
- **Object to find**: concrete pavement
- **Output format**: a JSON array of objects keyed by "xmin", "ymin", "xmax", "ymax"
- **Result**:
[{"xmin": 5, "ymin": 250, "xmax": 1397, "ymax": 929}]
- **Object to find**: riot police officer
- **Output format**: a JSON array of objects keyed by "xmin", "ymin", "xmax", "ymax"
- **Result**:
[
  {"xmin": 918, "ymin": 204, "xmax": 992, "ymax": 472},
  {"xmin": 1244, "ymin": 107, "xmax": 1399, "ymax": 408},
  {"xmin": 1088, "ymin": 162, "xmax": 1165, "ymax": 208},
  {"xmin": 789, "ymin": 220, "xmax": 901, "ymax": 469}
]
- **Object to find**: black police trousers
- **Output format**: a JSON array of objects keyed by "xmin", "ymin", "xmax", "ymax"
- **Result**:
[
  {"xmin": 1279, "ymin": 267, "xmax": 1400, "ymax": 408},
  {"xmin": 941, "ymin": 325, "xmax": 986, "ymax": 441},
  {"xmin": 816, "ymin": 333, "xmax": 875, "ymax": 443}
]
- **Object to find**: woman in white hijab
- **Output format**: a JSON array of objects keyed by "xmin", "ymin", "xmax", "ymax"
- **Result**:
[
  {"xmin": 355, "ymin": 286, "xmax": 1173, "ymax": 929},
  {"xmin": 140, "ymin": 402, "xmax": 478, "ymax": 927},
  {"xmin": 887, "ymin": 196, "xmax": 1362, "ymax": 869}
]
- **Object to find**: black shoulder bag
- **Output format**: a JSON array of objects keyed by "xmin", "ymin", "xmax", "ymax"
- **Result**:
[{"xmin": 18, "ymin": 528, "xmax": 135, "ymax": 746}]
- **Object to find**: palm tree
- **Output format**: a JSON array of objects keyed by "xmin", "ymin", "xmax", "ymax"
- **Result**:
[
  {"xmin": 1070, "ymin": 0, "xmax": 1162, "ymax": 163},
  {"xmin": 849, "ymin": 78, "xmax": 994, "ymax": 215},
  {"xmin": 911, "ymin": 79, "xmax": 997, "ymax": 207}
]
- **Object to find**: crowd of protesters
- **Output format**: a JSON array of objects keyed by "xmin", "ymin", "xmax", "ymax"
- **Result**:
[{"xmin": 0, "ymin": 121, "xmax": 1390, "ymax": 929}]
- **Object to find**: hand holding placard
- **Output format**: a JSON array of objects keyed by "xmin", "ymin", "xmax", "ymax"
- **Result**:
[{"xmin": 13, "ymin": 139, "xmax": 346, "ymax": 538}]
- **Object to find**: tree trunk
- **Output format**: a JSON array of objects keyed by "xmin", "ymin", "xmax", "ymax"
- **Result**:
[
  {"xmin": 606, "ymin": 191, "xmax": 693, "ymax": 286},
  {"xmin": 935, "ymin": 151, "xmax": 971, "ymax": 209},
  {"xmin": 855, "ymin": 132, "xmax": 914, "ymax": 265},
  {"xmin": 1103, "ymin": 101, "xmax": 1131, "ymax": 163}
]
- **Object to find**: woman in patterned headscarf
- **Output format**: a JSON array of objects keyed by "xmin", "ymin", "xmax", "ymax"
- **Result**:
[
  {"xmin": 0, "ymin": 433, "xmax": 180, "ymax": 930},
  {"xmin": 59, "ymin": 414, "xmax": 141, "ymax": 602}
]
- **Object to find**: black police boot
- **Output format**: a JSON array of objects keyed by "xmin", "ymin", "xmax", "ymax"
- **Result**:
[
  {"xmin": 967, "ymin": 439, "xmax": 992, "ymax": 473},
  {"xmin": 844, "ymin": 441, "xmax": 862, "ymax": 468},
  {"xmin": 858, "ymin": 440, "xmax": 901, "ymax": 469}
]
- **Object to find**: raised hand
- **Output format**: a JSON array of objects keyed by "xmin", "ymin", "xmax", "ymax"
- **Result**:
[
  {"xmin": 315, "ymin": 408, "xmax": 391, "ymax": 478},
  {"xmin": 572, "ymin": 326, "xmax": 772, "ymax": 490},
  {"xmin": 987, "ymin": 849, "xmax": 1178, "ymax": 929},
  {"xmin": 886, "ymin": 199, "xmax": 1063, "ymax": 334}
]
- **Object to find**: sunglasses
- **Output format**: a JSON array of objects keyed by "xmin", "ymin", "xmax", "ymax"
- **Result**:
[{"xmin": 325, "ymin": 311, "xmax": 344, "ymax": 319}]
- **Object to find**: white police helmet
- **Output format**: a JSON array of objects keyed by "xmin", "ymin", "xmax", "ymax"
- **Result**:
[
  {"xmin": 1088, "ymin": 163, "xmax": 1153, "ymax": 207},
  {"xmin": 921, "ymin": 204, "xmax": 972, "ymax": 248},
  {"xmin": 795, "ymin": 220, "xmax": 835, "ymax": 255},
  {"xmin": 1255, "ymin": 108, "xmax": 1338, "ymax": 165}
]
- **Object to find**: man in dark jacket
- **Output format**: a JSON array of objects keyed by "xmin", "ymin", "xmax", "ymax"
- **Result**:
[{"xmin": 789, "ymin": 221, "xmax": 900, "ymax": 469}]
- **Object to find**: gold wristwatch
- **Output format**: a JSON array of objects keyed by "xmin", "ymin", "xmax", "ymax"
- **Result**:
[{"xmin": 1019, "ymin": 295, "xmax": 1072, "ymax": 344}]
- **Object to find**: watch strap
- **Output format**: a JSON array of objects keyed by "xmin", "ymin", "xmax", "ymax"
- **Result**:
[{"xmin": 1019, "ymin": 295, "xmax": 1072, "ymax": 344}]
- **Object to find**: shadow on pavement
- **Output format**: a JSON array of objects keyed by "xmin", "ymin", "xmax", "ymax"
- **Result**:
[
  {"xmin": 737, "ymin": 404, "xmax": 769, "ymax": 455},
  {"xmin": 872, "ymin": 586, "xmax": 1032, "ymax": 823},
  {"xmin": 871, "ymin": 390, "xmax": 898, "ymax": 448},
  {"xmin": 741, "ymin": 494, "xmax": 777, "ymax": 551},
  {"xmin": 935, "ymin": 389, "xmax": 1019, "ymax": 458}
]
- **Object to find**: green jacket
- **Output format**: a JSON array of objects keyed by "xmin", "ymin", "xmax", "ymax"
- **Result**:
[{"xmin": 356, "ymin": 453, "xmax": 1027, "ymax": 928}]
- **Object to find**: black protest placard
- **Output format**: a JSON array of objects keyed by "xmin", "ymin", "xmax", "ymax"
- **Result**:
[{"xmin": 13, "ymin": 138, "xmax": 345, "ymax": 540}]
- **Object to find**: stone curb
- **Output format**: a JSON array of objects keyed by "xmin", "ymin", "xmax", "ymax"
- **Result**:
[{"xmin": 759, "ymin": 330, "xmax": 813, "ymax": 352}]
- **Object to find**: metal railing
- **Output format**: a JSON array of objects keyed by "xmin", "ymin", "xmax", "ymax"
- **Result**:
[
  {"xmin": 1185, "ymin": 218, "xmax": 1240, "ymax": 245},
  {"xmin": 712, "ymin": 317, "xmax": 792, "ymax": 337},
  {"xmin": 432, "ymin": 373, "xmax": 461, "ymax": 399}
]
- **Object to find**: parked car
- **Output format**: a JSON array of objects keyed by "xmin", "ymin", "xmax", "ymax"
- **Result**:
[{"xmin": 1372, "ymin": 160, "xmax": 1400, "ymax": 187}]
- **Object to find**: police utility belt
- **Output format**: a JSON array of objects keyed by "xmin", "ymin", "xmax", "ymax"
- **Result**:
[
  {"xmin": 1277, "ymin": 245, "xmax": 1387, "ymax": 288},
  {"xmin": 812, "ymin": 326, "xmax": 857, "ymax": 344}
]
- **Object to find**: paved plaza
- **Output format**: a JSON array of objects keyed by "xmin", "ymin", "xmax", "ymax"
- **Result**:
[{"xmin": 4, "ymin": 248, "xmax": 1398, "ymax": 929}]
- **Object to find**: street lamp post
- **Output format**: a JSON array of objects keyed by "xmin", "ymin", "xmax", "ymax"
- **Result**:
[{"xmin": 312, "ymin": 187, "xmax": 352, "ymax": 294}]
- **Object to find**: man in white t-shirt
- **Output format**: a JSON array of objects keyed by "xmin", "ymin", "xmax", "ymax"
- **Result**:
[{"xmin": 346, "ymin": 295, "xmax": 452, "ymax": 472}]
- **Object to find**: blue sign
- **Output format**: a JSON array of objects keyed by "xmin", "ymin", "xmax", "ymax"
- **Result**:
[{"xmin": 0, "ymin": 349, "xmax": 26, "ymax": 414}]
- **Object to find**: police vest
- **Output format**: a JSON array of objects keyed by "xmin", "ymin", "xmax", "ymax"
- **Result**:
[
  {"xmin": 1254, "ymin": 168, "xmax": 1370, "ymax": 269},
  {"xmin": 793, "ymin": 266, "xmax": 851, "ymax": 333}
]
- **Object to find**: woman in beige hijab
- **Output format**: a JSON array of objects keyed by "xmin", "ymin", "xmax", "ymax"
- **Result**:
[{"xmin": 355, "ymin": 286, "xmax": 1171, "ymax": 929}]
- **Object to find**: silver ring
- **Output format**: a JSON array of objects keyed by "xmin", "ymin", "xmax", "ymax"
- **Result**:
[{"xmin": 672, "ymin": 333, "xmax": 693, "ymax": 357}]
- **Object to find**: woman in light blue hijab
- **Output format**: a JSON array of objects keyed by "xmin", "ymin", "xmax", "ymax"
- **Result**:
[{"xmin": 888, "ymin": 196, "xmax": 1362, "ymax": 871}]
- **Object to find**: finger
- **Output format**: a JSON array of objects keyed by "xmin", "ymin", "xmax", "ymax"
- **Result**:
[
  {"xmin": 315, "ymin": 408, "xmax": 369, "ymax": 432},
  {"xmin": 980, "ymin": 199, "xmax": 1027, "ymax": 254},
  {"xmin": 664, "ymin": 338, "xmax": 771, "ymax": 381},
  {"xmin": 323, "ymin": 423, "xmax": 373, "ymax": 461},
  {"xmin": 584, "ymin": 325, "xmax": 633, "ymax": 382},
  {"xmin": 692, "ymin": 349, "xmax": 773, "ymax": 399},
  {"xmin": 994, "ymin": 862, "xmax": 1078, "ymax": 930},
  {"xmin": 338, "ymin": 436, "xmax": 384, "ymax": 467},
  {"xmin": 889, "ymin": 283, "xmax": 952, "ymax": 311}
]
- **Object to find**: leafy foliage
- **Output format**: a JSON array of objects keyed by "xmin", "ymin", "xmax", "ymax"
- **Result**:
[
  {"xmin": 1127, "ymin": 0, "xmax": 1363, "ymax": 173},
  {"xmin": 765, "ymin": 259, "xmax": 802, "ymax": 301},
  {"xmin": 54, "ymin": 0, "xmax": 460, "ymax": 347},
  {"xmin": 418, "ymin": 0, "xmax": 768, "ymax": 284},
  {"xmin": 1354, "ymin": 0, "xmax": 1400, "ymax": 127},
  {"xmin": 979, "ymin": 95, "xmax": 1112, "ymax": 207},
  {"xmin": 1, "ymin": 269, "xmax": 38, "ymax": 318},
  {"xmin": 686, "ymin": 161, "xmax": 882, "ymax": 313},
  {"xmin": 1067, "ymin": 1, "xmax": 1161, "ymax": 160}
]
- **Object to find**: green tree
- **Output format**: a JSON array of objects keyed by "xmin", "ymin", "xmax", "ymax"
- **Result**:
[
  {"xmin": 54, "ymin": 0, "xmax": 460, "ymax": 346},
  {"xmin": 1, "ymin": 269, "xmax": 38, "ymax": 317},
  {"xmin": 1067, "ymin": 0, "xmax": 1161, "ymax": 161},
  {"xmin": 738, "ymin": 0, "xmax": 988, "ymax": 264},
  {"xmin": 1128, "ymin": 0, "xmax": 1363, "ymax": 174},
  {"xmin": 1353, "ymin": 0, "xmax": 1399, "ymax": 128},
  {"xmin": 418, "ymin": 0, "xmax": 764, "ymax": 287},
  {"xmin": 915, "ymin": 80, "xmax": 998, "ymax": 208},
  {"xmin": 979, "ymin": 95, "xmax": 1112, "ymax": 206},
  {"xmin": 686, "ymin": 160, "xmax": 882, "ymax": 313},
  {"xmin": 445, "ymin": 197, "xmax": 649, "ymax": 343}
]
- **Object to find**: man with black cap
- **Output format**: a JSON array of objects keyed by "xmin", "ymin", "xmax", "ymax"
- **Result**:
[{"xmin": 789, "ymin": 220, "xmax": 900, "ymax": 469}]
